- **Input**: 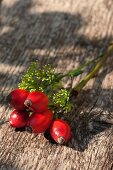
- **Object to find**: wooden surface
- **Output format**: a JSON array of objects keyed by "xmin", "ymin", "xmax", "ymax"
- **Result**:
[{"xmin": 0, "ymin": 0, "xmax": 113, "ymax": 169}]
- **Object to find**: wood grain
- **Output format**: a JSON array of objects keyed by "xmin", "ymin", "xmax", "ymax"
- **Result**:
[{"xmin": 0, "ymin": 0, "xmax": 113, "ymax": 169}]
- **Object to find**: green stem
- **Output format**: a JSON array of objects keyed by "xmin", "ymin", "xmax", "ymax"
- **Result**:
[
  {"xmin": 66, "ymin": 55, "xmax": 102, "ymax": 77},
  {"xmin": 58, "ymin": 55, "xmax": 103, "ymax": 80},
  {"xmin": 73, "ymin": 42, "xmax": 113, "ymax": 92}
]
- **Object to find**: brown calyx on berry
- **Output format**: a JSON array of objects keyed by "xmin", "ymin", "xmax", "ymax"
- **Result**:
[
  {"xmin": 24, "ymin": 99, "xmax": 32, "ymax": 108},
  {"xmin": 57, "ymin": 136, "xmax": 65, "ymax": 144}
]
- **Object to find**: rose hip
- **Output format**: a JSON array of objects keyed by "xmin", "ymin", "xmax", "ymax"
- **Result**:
[
  {"xmin": 27, "ymin": 110, "xmax": 53, "ymax": 133},
  {"xmin": 9, "ymin": 110, "xmax": 29, "ymax": 128},
  {"xmin": 7, "ymin": 89, "xmax": 29, "ymax": 110},
  {"xmin": 24, "ymin": 91, "xmax": 48, "ymax": 112},
  {"xmin": 50, "ymin": 119, "xmax": 71, "ymax": 144}
]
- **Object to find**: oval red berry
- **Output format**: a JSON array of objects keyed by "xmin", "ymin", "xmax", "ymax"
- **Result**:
[
  {"xmin": 7, "ymin": 89, "xmax": 29, "ymax": 110},
  {"xmin": 24, "ymin": 91, "xmax": 49, "ymax": 112},
  {"xmin": 9, "ymin": 110, "xmax": 29, "ymax": 128},
  {"xmin": 50, "ymin": 119, "xmax": 71, "ymax": 144},
  {"xmin": 27, "ymin": 110, "xmax": 53, "ymax": 133}
]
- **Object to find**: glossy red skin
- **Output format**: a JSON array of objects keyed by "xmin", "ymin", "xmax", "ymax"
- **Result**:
[
  {"xmin": 25, "ymin": 91, "xmax": 49, "ymax": 112},
  {"xmin": 50, "ymin": 119, "xmax": 71, "ymax": 143},
  {"xmin": 8, "ymin": 89, "xmax": 29, "ymax": 110},
  {"xmin": 9, "ymin": 110, "xmax": 29, "ymax": 128},
  {"xmin": 27, "ymin": 110, "xmax": 53, "ymax": 133}
]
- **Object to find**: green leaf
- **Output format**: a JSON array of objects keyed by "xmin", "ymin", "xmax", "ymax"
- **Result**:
[{"xmin": 68, "ymin": 69, "xmax": 83, "ymax": 77}]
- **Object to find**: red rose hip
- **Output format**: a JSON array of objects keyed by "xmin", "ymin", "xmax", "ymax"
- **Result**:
[
  {"xmin": 50, "ymin": 119, "xmax": 71, "ymax": 144},
  {"xmin": 7, "ymin": 89, "xmax": 29, "ymax": 110},
  {"xmin": 27, "ymin": 110, "xmax": 53, "ymax": 133},
  {"xmin": 24, "ymin": 91, "xmax": 48, "ymax": 112},
  {"xmin": 9, "ymin": 110, "xmax": 29, "ymax": 128}
]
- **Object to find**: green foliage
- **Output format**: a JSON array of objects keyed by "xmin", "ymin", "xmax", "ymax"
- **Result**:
[
  {"xmin": 18, "ymin": 62, "xmax": 73, "ymax": 113},
  {"xmin": 19, "ymin": 62, "xmax": 61, "ymax": 93},
  {"xmin": 53, "ymin": 89, "xmax": 73, "ymax": 113}
]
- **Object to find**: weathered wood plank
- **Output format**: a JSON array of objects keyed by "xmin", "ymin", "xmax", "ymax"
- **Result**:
[{"xmin": 0, "ymin": 0, "xmax": 113, "ymax": 169}]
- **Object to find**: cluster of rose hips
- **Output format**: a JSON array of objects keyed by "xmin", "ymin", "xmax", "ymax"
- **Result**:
[{"xmin": 8, "ymin": 89, "xmax": 71, "ymax": 144}]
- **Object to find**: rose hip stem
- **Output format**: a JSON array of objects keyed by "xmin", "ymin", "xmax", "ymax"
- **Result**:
[
  {"xmin": 73, "ymin": 42, "xmax": 113, "ymax": 93},
  {"xmin": 66, "ymin": 55, "xmax": 102, "ymax": 77},
  {"xmin": 59, "ymin": 55, "xmax": 103, "ymax": 79}
]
